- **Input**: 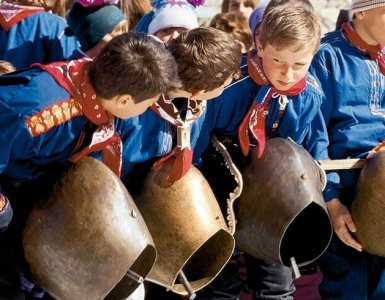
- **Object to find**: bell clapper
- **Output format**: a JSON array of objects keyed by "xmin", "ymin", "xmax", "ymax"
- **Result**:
[
  {"xmin": 125, "ymin": 269, "xmax": 144, "ymax": 283},
  {"xmin": 290, "ymin": 257, "xmax": 301, "ymax": 279},
  {"xmin": 178, "ymin": 270, "xmax": 196, "ymax": 300}
]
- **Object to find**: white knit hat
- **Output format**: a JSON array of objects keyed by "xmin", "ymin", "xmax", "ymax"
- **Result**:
[
  {"xmin": 148, "ymin": 0, "xmax": 199, "ymax": 35},
  {"xmin": 349, "ymin": 0, "xmax": 385, "ymax": 19}
]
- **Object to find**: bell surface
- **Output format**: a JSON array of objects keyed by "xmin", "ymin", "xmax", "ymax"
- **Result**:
[
  {"xmin": 133, "ymin": 160, "xmax": 235, "ymax": 296},
  {"xmin": 352, "ymin": 151, "xmax": 385, "ymax": 257},
  {"xmin": 235, "ymin": 137, "xmax": 332, "ymax": 267},
  {"xmin": 23, "ymin": 157, "xmax": 156, "ymax": 300}
]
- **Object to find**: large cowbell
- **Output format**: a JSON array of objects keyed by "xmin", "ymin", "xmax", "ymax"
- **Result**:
[
  {"xmin": 133, "ymin": 159, "xmax": 235, "ymax": 296},
  {"xmin": 23, "ymin": 157, "xmax": 156, "ymax": 300},
  {"xmin": 235, "ymin": 137, "xmax": 333, "ymax": 267},
  {"xmin": 352, "ymin": 151, "xmax": 385, "ymax": 257}
]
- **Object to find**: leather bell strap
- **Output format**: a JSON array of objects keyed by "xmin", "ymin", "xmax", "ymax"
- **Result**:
[{"xmin": 152, "ymin": 125, "xmax": 193, "ymax": 182}]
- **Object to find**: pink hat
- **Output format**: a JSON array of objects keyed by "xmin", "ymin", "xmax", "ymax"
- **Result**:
[{"xmin": 77, "ymin": 0, "xmax": 119, "ymax": 7}]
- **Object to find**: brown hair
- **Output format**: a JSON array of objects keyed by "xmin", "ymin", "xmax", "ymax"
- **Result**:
[
  {"xmin": 221, "ymin": 0, "xmax": 259, "ymax": 13},
  {"xmin": 209, "ymin": 12, "xmax": 252, "ymax": 52},
  {"xmin": 259, "ymin": 0, "xmax": 320, "ymax": 53},
  {"xmin": 0, "ymin": 60, "xmax": 16, "ymax": 75},
  {"xmin": 89, "ymin": 32, "xmax": 181, "ymax": 102},
  {"xmin": 118, "ymin": 0, "xmax": 151, "ymax": 31},
  {"xmin": 167, "ymin": 27, "xmax": 241, "ymax": 92}
]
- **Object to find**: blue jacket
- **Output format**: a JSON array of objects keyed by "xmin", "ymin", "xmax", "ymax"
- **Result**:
[
  {"xmin": 0, "ymin": 4, "xmax": 78, "ymax": 69},
  {"xmin": 309, "ymin": 28, "xmax": 385, "ymax": 204},
  {"xmin": 0, "ymin": 67, "xmax": 172, "ymax": 193}
]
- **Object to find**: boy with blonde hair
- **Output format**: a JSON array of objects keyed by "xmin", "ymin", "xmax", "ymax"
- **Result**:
[{"xmin": 190, "ymin": 1, "xmax": 327, "ymax": 299}]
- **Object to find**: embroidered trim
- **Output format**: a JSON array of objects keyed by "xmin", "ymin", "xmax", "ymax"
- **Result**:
[{"xmin": 26, "ymin": 98, "xmax": 83, "ymax": 137}]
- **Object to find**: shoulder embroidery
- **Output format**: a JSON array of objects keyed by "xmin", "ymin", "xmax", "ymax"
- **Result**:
[{"xmin": 26, "ymin": 98, "xmax": 83, "ymax": 137}]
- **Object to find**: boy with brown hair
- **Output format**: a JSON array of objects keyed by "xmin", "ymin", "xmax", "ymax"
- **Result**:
[
  {"xmin": 131, "ymin": 26, "xmax": 242, "ymax": 183},
  {"xmin": 0, "ymin": 31, "xmax": 180, "ymax": 299}
]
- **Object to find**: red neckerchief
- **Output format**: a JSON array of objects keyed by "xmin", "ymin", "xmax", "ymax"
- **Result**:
[
  {"xmin": 238, "ymin": 49, "xmax": 306, "ymax": 158},
  {"xmin": 151, "ymin": 95, "xmax": 206, "ymax": 182},
  {"xmin": 342, "ymin": 22, "xmax": 385, "ymax": 76},
  {"xmin": 34, "ymin": 59, "xmax": 122, "ymax": 177},
  {"xmin": 0, "ymin": 2, "xmax": 45, "ymax": 31}
]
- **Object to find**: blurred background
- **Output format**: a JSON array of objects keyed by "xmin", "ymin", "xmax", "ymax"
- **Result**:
[{"xmin": 197, "ymin": 0, "xmax": 351, "ymax": 35}]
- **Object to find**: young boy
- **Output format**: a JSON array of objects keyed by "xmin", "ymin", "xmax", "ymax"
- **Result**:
[
  {"xmin": 0, "ymin": 31, "xmax": 180, "ymax": 299},
  {"xmin": 188, "ymin": 0, "xmax": 326, "ymax": 299},
  {"xmin": 121, "ymin": 26, "xmax": 242, "ymax": 184},
  {"xmin": 309, "ymin": 1, "xmax": 385, "ymax": 299}
]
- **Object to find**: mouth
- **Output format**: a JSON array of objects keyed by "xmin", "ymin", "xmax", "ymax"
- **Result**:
[{"xmin": 277, "ymin": 80, "xmax": 294, "ymax": 86}]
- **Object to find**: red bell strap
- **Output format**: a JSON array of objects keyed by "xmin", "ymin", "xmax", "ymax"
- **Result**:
[{"xmin": 151, "ymin": 96, "xmax": 206, "ymax": 182}]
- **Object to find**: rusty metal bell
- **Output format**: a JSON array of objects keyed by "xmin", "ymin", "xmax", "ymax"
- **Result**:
[
  {"xmin": 133, "ymin": 160, "xmax": 235, "ymax": 296},
  {"xmin": 234, "ymin": 137, "xmax": 333, "ymax": 267},
  {"xmin": 352, "ymin": 151, "xmax": 385, "ymax": 257},
  {"xmin": 23, "ymin": 157, "xmax": 157, "ymax": 300}
]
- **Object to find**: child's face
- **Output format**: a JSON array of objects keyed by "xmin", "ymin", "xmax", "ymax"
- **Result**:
[
  {"xmin": 165, "ymin": 76, "xmax": 234, "ymax": 101},
  {"xmin": 155, "ymin": 27, "xmax": 187, "ymax": 43},
  {"xmin": 195, "ymin": 76, "xmax": 234, "ymax": 100},
  {"xmin": 228, "ymin": 0, "xmax": 254, "ymax": 19},
  {"xmin": 354, "ymin": 6, "xmax": 385, "ymax": 46},
  {"xmin": 102, "ymin": 94, "xmax": 160, "ymax": 119},
  {"xmin": 257, "ymin": 42, "xmax": 314, "ymax": 91}
]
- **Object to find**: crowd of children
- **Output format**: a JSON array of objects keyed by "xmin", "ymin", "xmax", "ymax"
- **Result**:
[{"xmin": 1, "ymin": 0, "xmax": 385, "ymax": 299}]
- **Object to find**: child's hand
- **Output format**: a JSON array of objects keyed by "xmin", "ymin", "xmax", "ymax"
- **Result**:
[{"xmin": 326, "ymin": 198, "xmax": 363, "ymax": 252}]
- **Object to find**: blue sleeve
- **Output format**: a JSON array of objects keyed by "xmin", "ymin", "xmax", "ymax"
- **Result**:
[
  {"xmin": 118, "ymin": 109, "xmax": 173, "ymax": 180},
  {"xmin": 192, "ymin": 75, "xmax": 259, "ymax": 165},
  {"xmin": 43, "ymin": 14, "xmax": 79, "ymax": 61},
  {"xmin": 309, "ymin": 48, "xmax": 342, "ymax": 202}
]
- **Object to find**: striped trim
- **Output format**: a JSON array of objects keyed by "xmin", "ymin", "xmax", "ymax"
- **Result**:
[{"xmin": 350, "ymin": 0, "xmax": 385, "ymax": 18}]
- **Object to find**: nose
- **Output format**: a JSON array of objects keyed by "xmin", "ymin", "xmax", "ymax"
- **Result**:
[{"xmin": 281, "ymin": 66, "xmax": 294, "ymax": 81}]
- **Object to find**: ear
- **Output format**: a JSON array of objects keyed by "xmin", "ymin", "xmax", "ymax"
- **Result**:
[
  {"xmin": 354, "ymin": 11, "xmax": 365, "ymax": 20},
  {"xmin": 117, "ymin": 94, "xmax": 133, "ymax": 107},
  {"xmin": 256, "ymin": 38, "xmax": 264, "ymax": 57}
]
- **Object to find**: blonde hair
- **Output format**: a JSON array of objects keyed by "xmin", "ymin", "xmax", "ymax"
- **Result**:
[
  {"xmin": 0, "ymin": 60, "xmax": 16, "ymax": 75},
  {"xmin": 259, "ymin": 0, "xmax": 320, "ymax": 53}
]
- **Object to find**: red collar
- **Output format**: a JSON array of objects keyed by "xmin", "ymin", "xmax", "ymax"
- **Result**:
[{"xmin": 342, "ymin": 22, "xmax": 385, "ymax": 76}]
